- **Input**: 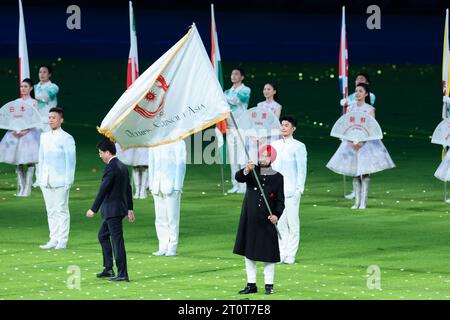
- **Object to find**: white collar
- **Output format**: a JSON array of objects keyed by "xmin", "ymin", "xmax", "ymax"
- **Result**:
[
  {"xmin": 108, "ymin": 156, "xmax": 117, "ymax": 164},
  {"xmin": 51, "ymin": 127, "xmax": 62, "ymax": 135}
]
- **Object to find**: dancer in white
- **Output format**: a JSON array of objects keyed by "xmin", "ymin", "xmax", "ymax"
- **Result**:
[
  {"xmin": 148, "ymin": 139, "xmax": 186, "ymax": 257},
  {"xmin": 0, "ymin": 79, "xmax": 40, "ymax": 197},
  {"xmin": 34, "ymin": 65, "xmax": 59, "ymax": 133},
  {"xmin": 271, "ymin": 115, "xmax": 307, "ymax": 264},
  {"xmin": 340, "ymin": 73, "xmax": 376, "ymax": 200},
  {"xmin": 224, "ymin": 68, "xmax": 251, "ymax": 194},
  {"xmin": 327, "ymin": 83, "xmax": 394, "ymax": 209},
  {"xmin": 38, "ymin": 107, "xmax": 76, "ymax": 249}
]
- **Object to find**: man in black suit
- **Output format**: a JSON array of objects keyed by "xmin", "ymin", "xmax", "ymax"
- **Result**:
[{"xmin": 86, "ymin": 139, "xmax": 135, "ymax": 282}]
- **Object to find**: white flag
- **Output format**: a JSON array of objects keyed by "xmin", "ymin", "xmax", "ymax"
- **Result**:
[
  {"xmin": 98, "ymin": 24, "xmax": 230, "ymax": 149},
  {"xmin": 330, "ymin": 111, "xmax": 383, "ymax": 143},
  {"xmin": 18, "ymin": 0, "xmax": 30, "ymax": 87}
]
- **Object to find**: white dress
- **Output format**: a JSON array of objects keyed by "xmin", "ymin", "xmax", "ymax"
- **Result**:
[
  {"xmin": 0, "ymin": 98, "xmax": 40, "ymax": 165},
  {"xmin": 116, "ymin": 143, "xmax": 149, "ymax": 166},
  {"xmin": 256, "ymin": 100, "xmax": 281, "ymax": 117},
  {"xmin": 435, "ymin": 150, "xmax": 450, "ymax": 181},
  {"xmin": 326, "ymin": 103, "xmax": 395, "ymax": 176}
]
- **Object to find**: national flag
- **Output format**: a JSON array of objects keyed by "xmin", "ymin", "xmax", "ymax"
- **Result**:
[
  {"xmin": 127, "ymin": 1, "xmax": 139, "ymax": 88},
  {"xmin": 211, "ymin": 3, "xmax": 227, "ymax": 164},
  {"xmin": 338, "ymin": 6, "xmax": 349, "ymax": 114},
  {"xmin": 18, "ymin": 0, "xmax": 30, "ymax": 93},
  {"xmin": 98, "ymin": 24, "xmax": 230, "ymax": 149}
]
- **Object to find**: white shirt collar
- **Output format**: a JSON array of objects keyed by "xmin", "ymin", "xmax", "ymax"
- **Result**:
[
  {"xmin": 51, "ymin": 127, "xmax": 62, "ymax": 135},
  {"xmin": 108, "ymin": 156, "xmax": 117, "ymax": 164},
  {"xmin": 282, "ymin": 135, "xmax": 294, "ymax": 142}
]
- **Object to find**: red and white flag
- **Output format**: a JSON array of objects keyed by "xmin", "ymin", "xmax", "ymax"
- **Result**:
[
  {"xmin": 127, "ymin": 1, "xmax": 139, "ymax": 88},
  {"xmin": 18, "ymin": 0, "xmax": 30, "ymax": 91}
]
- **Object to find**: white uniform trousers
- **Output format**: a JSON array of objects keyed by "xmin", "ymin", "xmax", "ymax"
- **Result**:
[
  {"xmin": 278, "ymin": 193, "xmax": 301, "ymax": 260},
  {"xmin": 245, "ymin": 258, "xmax": 275, "ymax": 285},
  {"xmin": 226, "ymin": 129, "xmax": 246, "ymax": 190},
  {"xmin": 41, "ymin": 186, "xmax": 70, "ymax": 245},
  {"xmin": 153, "ymin": 191, "xmax": 181, "ymax": 253}
]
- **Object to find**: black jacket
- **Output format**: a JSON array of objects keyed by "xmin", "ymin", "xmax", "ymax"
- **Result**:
[
  {"xmin": 91, "ymin": 157, "xmax": 133, "ymax": 220},
  {"xmin": 233, "ymin": 166, "xmax": 285, "ymax": 263}
]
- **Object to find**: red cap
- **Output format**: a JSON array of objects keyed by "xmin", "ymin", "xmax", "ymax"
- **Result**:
[{"xmin": 258, "ymin": 144, "xmax": 277, "ymax": 162}]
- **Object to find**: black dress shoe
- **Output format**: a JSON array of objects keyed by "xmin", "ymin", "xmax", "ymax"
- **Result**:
[
  {"xmin": 108, "ymin": 276, "xmax": 130, "ymax": 282},
  {"xmin": 265, "ymin": 284, "xmax": 274, "ymax": 295},
  {"xmin": 96, "ymin": 269, "xmax": 115, "ymax": 278},
  {"xmin": 238, "ymin": 283, "xmax": 257, "ymax": 294}
]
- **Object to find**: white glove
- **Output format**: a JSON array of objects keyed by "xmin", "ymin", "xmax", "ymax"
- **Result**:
[
  {"xmin": 340, "ymin": 98, "xmax": 347, "ymax": 106},
  {"xmin": 443, "ymin": 96, "xmax": 450, "ymax": 104}
]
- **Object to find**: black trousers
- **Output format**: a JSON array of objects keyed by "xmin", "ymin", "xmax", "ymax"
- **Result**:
[{"xmin": 98, "ymin": 216, "xmax": 128, "ymax": 278}]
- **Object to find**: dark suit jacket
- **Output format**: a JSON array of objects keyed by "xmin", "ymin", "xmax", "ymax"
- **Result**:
[{"xmin": 91, "ymin": 157, "xmax": 133, "ymax": 220}]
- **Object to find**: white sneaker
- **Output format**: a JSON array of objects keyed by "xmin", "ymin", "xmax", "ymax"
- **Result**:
[
  {"xmin": 39, "ymin": 241, "xmax": 58, "ymax": 249},
  {"xmin": 227, "ymin": 186, "xmax": 239, "ymax": 194},
  {"xmin": 139, "ymin": 190, "xmax": 147, "ymax": 200},
  {"xmin": 446, "ymin": 199, "xmax": 450, "ymax": 204},
  {"xmin": 284, "ymin": 256, "xmax": 295, "ymax": 264},
  {"xmin": 345, "ymin": 191, "xmax": 355, "ymax": 199},
  {"xmin": 152, "ymin": 250, "xmax": 167, "ymax": 256},
  {"xmin": 54, "ymin": 242, "xmax": 67, "ymax": 250},
  {"xmin": 351, "ymin": 204, "xmax": 359, "ymax": 209},
  {"xmin": 165, "ymin": 251, "xmax": 177, "ymax": 257},
  {"xmin": 278, "ymin": 255, "xmax": 286, "ymax": 264}
]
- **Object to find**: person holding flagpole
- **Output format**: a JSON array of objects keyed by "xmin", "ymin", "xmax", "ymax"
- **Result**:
[
  {"xmin": 224, "ymin": 68, "xmax": 251, "ymax": 194},
  {"xmin": 234, "ymin": 145, "xmax": 285, "ymax": 295},
  {"xmin": 148, "ymin": 139, "xmax": 187, "ymax": 257},
  {"xmin": 327, "ymin": 83, "xmax": 395, "ymax": 209},
  {"xmin": 0, "ymin": 79, "xmax": 40, "ymax": 197},
  {"xmin": 116, "ymin": 1, "xmax": 149, "ymax": 200}
]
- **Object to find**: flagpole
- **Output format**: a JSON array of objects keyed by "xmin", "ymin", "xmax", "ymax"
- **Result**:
[
  {"xmin": 229, "ymin": 112, "xmax": 281, "ymax": 239},
  {"xmin": 443, "ymin": 9, "xmax": 450, "ymax": 202}
]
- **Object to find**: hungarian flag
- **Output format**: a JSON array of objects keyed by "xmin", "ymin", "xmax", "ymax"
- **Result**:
[
  {"xmin": 98, "ymin": 24, "xmax": 230, "ymax": 149},
  {"xmin": 127, "ymin": 1, "xmax": 139, "ymax": 88},
  {"xmin": 211, "ymin": 3, "xmax": 227, "ymax": 164},
  {"xmin": 338, "ymin": 6, "xmax": 349, "ymax": 114},
  {"xmin": 18, "ymin": 0, "xmax": 30, "ymax": 92}
]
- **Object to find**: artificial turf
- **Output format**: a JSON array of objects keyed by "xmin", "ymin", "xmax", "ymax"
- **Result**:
[{"xmin": 1, "ymin": 59, "xmax": 450, "ymax": 300}]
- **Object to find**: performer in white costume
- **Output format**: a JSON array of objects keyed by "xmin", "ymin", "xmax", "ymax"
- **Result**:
[
  {"xmin": 224, "ymin": 68, "xmax": 251, "ymax": 194},
  {"xmin": 271, "ymin": 116, "xmax": 307, "ymax": 264},
  {"xmin": 248, "ymin": 82, "xmax": 282, "ymax": 163},
  {"xmin": 148, "ymin": 139, "xmax": 186, "ymax": 257},
  {"xmin": 327, "ymin": 83, "xmax": 394, "ymax": 209},
  {"xmin": 35, "ymin": 65, "xmax": 59, "ymax": 133},
  {"xmin": 38, "ymin": 107, "xmax": 76, "ymax": 250},
  {"xmin": 256, "ymin": 83, "xmax": 282, "ymax": 119},
  {"xmin": 116, "ymin": 145, "xmax": 149, "ymax": 200},
  {"xmin": 0, "ymin": 79, "xmax": 40, "ymax": 197},
  {"xmin": 340, "ymin": 73, "xmax": 376, "ymax": 200}
]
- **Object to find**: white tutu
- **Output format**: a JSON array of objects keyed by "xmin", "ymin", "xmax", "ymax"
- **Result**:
[
  {"xmin": 0, "ymin": 128, "xmax": 40, "ymax": 165},
  {"xmin": 434, "ymin": 150, "xmax": 450, "ymax": 181},
  {"xmin": 116, "ymin": 143, "xmax": 149, "ymax": 166},
  {"xmin": 326, "ymin": 139, "xmax": 395, "ymax": 176}
]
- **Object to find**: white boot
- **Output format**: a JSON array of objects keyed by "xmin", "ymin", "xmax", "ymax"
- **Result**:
[
  {"xmin": 139, "ymin": 167, "xmax": 148, "ymax": 199},
  {"xmin": 344, "ymin": 190, "xmax": 355, "ymax": 199},
  {"xmin": 132, "ymin": 167, "xmax": 140, "ymax": 199},
  {"xmin": 16, "ymin": 166, "xmax": 26, "ymax": 197},
  {"xmin": 22, "ymin": 166, "xmax": 35, "ymax": 197},
  {"xmin": 351, "ymin": 177, "xmax": 361, "ymax": 209},
  {"xmin": 359, "ymin": 176, "xmax": 370, "ymax": 209}
]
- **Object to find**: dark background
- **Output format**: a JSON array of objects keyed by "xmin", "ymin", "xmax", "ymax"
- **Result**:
[{"xmin": 0, "ymin": 0, "xmax": 449, "ymax": 63}]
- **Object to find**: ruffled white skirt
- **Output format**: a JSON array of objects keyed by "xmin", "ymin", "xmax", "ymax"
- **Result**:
[
  {"xmin": 326, "ymin": 140, "xmax": 395, "ymax": 176},
  {"xmin": 116, "ymin": 143, "xmax": 149, "ymax": 166},
  {"xmin": 0, "ymin": 128, "xmax": 40, "ymax": 165},
  {"xmin": 434, "ymin": 150, "xmax": 450, "ymax": 181}
]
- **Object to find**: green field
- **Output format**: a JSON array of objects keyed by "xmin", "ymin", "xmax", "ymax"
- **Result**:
[{"xmin": 1, "ymin": 59, "xmax": 450, "ymax": 300}]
